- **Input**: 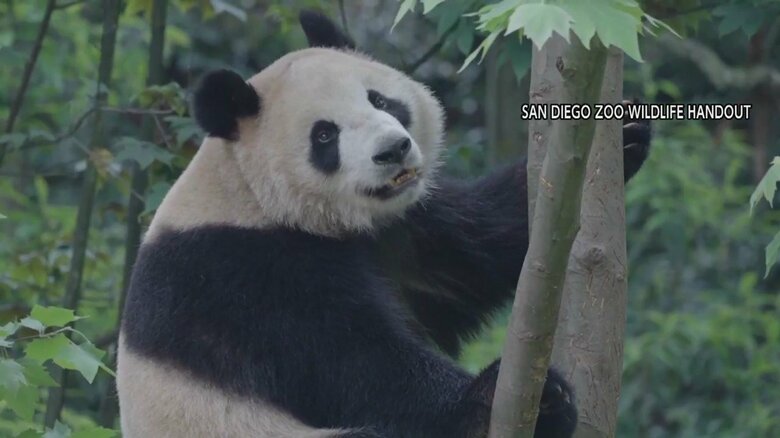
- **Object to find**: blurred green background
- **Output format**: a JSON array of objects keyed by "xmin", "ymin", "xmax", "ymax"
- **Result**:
[{"xmin": 1, "ymin": 1, "xmax": 779, "ymax": 437}]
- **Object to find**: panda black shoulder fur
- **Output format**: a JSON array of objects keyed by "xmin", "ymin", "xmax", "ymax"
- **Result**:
[{"xmin": 117, "ymin": 11, "xmax": 651, "ymax": 438}]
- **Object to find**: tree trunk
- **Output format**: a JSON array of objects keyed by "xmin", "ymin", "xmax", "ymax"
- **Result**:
[
  {"xmin": 551, "ymin": 47, "xmax": 626, "ymax": 438},
  {"xmin": 44, "ymin": 0, "xmax": 122, "ymax": 427},
  {"xmin": 526, "ymin": 34, "xmax": 566, "ymax": 221},
  {"xmin": 488, "ymin": 35, "xmax": 608, "ymax": 438}
]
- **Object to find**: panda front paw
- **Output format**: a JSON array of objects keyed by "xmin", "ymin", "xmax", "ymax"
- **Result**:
[
  {"xmin": 465, "ymin": 362, "xmax": 577, "ymax": 438},
  {"xmin": 535, "ymin": 368, "xmax": 577, "ymax": 438},
  {"xmin": 622, "ymin": 99, "xmax": 652, "ymax": 182}
]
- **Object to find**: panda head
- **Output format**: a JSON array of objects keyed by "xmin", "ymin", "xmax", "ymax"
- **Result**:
[{"xmin": 192, "ymin": 40, "xmax": 444, "ymax": 235}]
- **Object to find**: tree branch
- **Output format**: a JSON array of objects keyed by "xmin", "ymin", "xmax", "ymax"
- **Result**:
[
  {"xmin": 54, "ymin": 0, "xmax": 85, "ymax": 9},
  {"xmin": 659, "ymin": 33, "xmax": 780, "ymax": 92},
  {"xmin": 1, "ymin": 0, "xmax": 57, "ymax": 166},
  {"xmin": 405, "ymin": 19, "xmax": 460, "ymax": 75}
]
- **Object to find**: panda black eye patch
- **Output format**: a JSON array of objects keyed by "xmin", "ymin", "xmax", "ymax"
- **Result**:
[
  {"xmin": 368, "ymin": 90, "xmax": 411, "ymax": 129},
  {"xmin": 309, "ymin": 120, "xmax": 340, "ymax": 175}
]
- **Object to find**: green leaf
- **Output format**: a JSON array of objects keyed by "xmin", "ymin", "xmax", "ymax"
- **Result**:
[
  {"xmin": 0, "ymin": 384, "xmax": 38, "ymax": 421},
  {"xmin": 71, "ymin": 426, "xmax": 117, "ymax": 438},
  {"xmin": 393, "ymin": 0, "xmax": 418, "ymax": 29},
  {"xmin": 30, "ymin": 305, "xmax": 78, "ymax": 328},
  {"xmin": 765, "ymin": 231, "xmax": 780, "ymax": 278},
  {"xmin": 210, "ymin": 0, "xmax": 247, "ymax": 21},
  {"xmin": 0, "ymin": 322, "xmax": 19, "ymax": 335},
  {"xmin": 459, "ymin": 30, "xmax": 500, "ymax": 72},
  {"xmin": 142, "ymin": 181, "xmax": 172, "ymax": 215},
  {"xmin": 25, "ymin": 334, "xmax": 107, "ymax": 383},
  {"xmin": 25, "ymin": 335, "xmax": 71, "ymax": 362},
  {"xmin": 0, "ymin": 359, "xmax": 27, "ymax": 392},
  {"xmin": 455, "ymin": 24, "xmax": 475, "ymax": 54},
  {"xmin": 115, "ymin": 137, "xmax": 174, "ymax": 169},
  {"xmin": 506, "ymin": 4, "xmax": 573, "ymax": 47},
  {"xmin": 749, "ymin": 157, "xmax": 780, "ymax": 214},
  {"xmin": 15, "ymin": 429, "xmax": 43, "ymax": 438},
  {"xmin": 0, "ymin": 133, "xmax": 27, "ymax": 150},
  {"xmin": 20, "ymin": 317, "xmax": 45, "ymax": 334},
  {"xmin": 584, "ymin": 2, "xmax": 642, "ymax": 61},
  {"xmin": 43, "ymin": 421, "xmax": 71, "ymax": 438},
  {"xmin": 20, "ymin": 358, "xmax": 58, "ymax": 387},
  {"xmin": 422, "ymin": 0, "xmax": 446, "ymax": 13}
]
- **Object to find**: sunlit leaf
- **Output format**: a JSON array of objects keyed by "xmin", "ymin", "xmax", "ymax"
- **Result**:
[
  {"xmin": 749, "ymin": 157, "xmax": 780, "ymax": 214},
  {"xmin": 422, "ymin": 0, "xmax": 446, "ymax": 13},
  {"xmin": 20, "ymin": 358, "xmax": 58, "ymax": 387},
  {"xmin": 71, "ymin": 426, "xmax": 118, "ymax": 438},
  {"xmin": 458, "ymin": 30, "xmax": 500, "ymax": 72},
  {"xmin": 210, "ymin": 0, "xmax": 247, "ymax": 21},
  {"xmin": 115, "ymin": 137, "xmax": 174, "ymax": 169},
  {"xmin": 43, "ymin": 421, "xmax": 71, "ymax": 438},
  {"xmin": 393, "ymin": 0, "xmax": 418, "ymax": 28},
  {"xmin": 20, "ymin": 317, "xmax": 45, "ymax": 334},
  {"xmin": 0, "ymin": 384, "xmax": 38, "ymax": 420},
  {"xmin": 506, "ymin": 4, "xmax": 573, "ymax": 46},
  {"xmin": 764, "ymin": 230, "xmax": 780, "ymax": 278},
  {"xmin": 0, "ymin": 359, "xmax": 27, "ymax": 392},
  {"xmin": 15, "ymin": 429, "xmax": 43, "ymax": 438},
  {"xmin": 142, "ymin": 181, "xmax": 172, "ymax": 215},
  {"xmin": 30, "ymin": 305, "xmax": 79, "ymax": 328},
  {"xmin": 25, "ymin": 334, "xmax": 108, "ymax": 383}
]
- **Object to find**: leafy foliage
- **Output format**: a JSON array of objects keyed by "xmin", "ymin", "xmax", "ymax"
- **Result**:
[
  {"xmin": 393, "ymin": 0, "xmax": 674, "ymax": 69},
  {"xmin": 0, "ymin": 308, "xmax": 115, "ymax": 437}
]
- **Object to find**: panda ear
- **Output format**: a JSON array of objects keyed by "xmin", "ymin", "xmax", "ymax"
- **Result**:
[
  {"xmin": 193, "ymin": 69, "xmax": 261, "ymax": 141},
  {"xmin": 299, "ymin": 10, "xmax": 356, "ymax": 50}
]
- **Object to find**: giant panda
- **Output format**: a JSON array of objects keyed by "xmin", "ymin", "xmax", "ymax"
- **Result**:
[{"xmin": 116, "ymin": 11, "xmax": 651, "ymax": 438}]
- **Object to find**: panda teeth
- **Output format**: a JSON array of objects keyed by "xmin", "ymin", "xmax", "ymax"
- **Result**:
[{"xmin": 391, "ymin": 168, "xmax": 417, "ymax": 186}]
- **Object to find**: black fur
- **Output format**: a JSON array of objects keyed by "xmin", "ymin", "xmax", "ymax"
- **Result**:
[
  {"xmin": 622, "ymin": 100, "xmax": 652, "ymax": 181},
  {"xmin": 368, "ymin": 90, "xmax": 412, "ymax": 129},
  {"xmin": 299, "ymin": 10, "xmax": 356, "ymax": 50},
  {"xmin": 376, "ymin": 114, "xmax": 651, "ymax": 356},
  {"xmin": 122, "ymin": 226, "xmax": 576, "ymax": 438},
  {"xmin": 193, "ymin": 69, "xmax": 260, "ymax": 140},
  {"xmin": 309, "ymin": 120, "xmax": 341, "ymax": 174}
]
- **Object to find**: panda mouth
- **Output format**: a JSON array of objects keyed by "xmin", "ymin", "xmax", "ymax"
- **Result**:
[{"xmin": 365, "ymin": 168, "xmax": 421, "ymax": 199}]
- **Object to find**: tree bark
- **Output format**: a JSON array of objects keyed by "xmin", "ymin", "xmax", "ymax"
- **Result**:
[
  {"xmin": 43, "ymin": 0, "xmax": 122, "ymax": 427},
  {"xmin": 551, "ymin": 47, "xmax": 626, "ymax": 438},
  {"xmin": 526, "ymin": 34, "xmax": 566, "ymax": 221},
  {"xmin": 488, "ymin": 35, "xmax": 608, "ymax": 438}
]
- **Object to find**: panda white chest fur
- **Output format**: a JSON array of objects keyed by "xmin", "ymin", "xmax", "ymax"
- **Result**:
[{"xmin": 112, "ymin": 11, "xmax": 641, "ymax": 438}]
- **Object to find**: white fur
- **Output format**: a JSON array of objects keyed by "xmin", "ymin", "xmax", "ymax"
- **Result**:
[
  {"xmin": 117, "ymin": 338, "xmax": 347, "ymax": 438},
  {"xmin": 121, "ymin": 48, "xmax": 447, "ymax": 436},
  {"xmin": 146, "ymin": 48, "xmax": 445, "ymax": 240}
]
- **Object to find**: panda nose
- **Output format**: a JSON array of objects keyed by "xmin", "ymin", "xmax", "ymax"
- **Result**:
[{"xmin": 372, "ymin": 137, "xmax": 411, "ymax": 165}]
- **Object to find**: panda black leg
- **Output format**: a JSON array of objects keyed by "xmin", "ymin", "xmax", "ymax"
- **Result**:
[{"xmin": 622, "ymin": 99, "xmax": 652, "ymax": 182}]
